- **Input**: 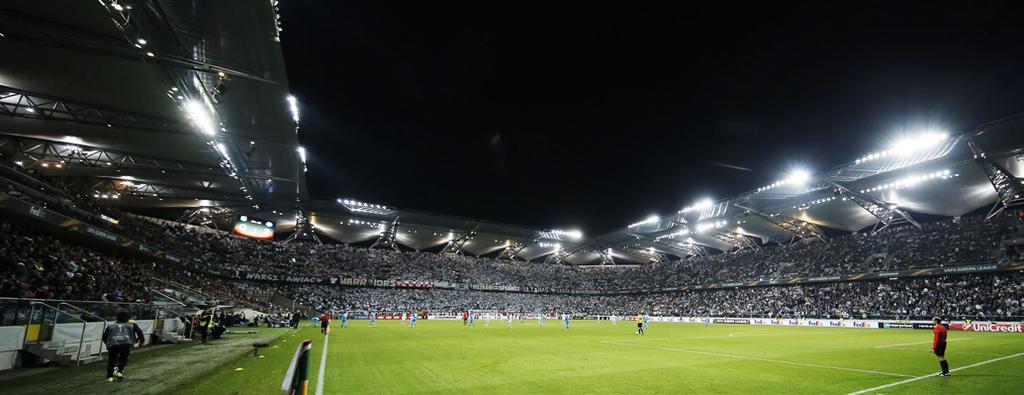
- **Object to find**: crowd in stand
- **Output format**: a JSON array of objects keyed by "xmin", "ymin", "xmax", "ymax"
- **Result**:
[
  {"xmin": 0, "ymin": 221, "xmax": 155, "ymax": 302},
  {"xmin": 102, "ymin": 210, "xmax": 1019, "ymax": 294},
  {"xmin": 3, "ymin": 208, "xmax": 1020, "ymax": 307},
  {"xmin": 0, "ymin": 220, "xmax": 277, "ymax": 311},
  {"xmin": 3, "ymin": 160, "xmax": 1024, "ymax": 321},
  {"xmin": 284, "ymin": 271, "xmax": 1024, "ymax": 320}
]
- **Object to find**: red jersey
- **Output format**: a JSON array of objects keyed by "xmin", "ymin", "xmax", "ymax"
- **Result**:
[
  {"xmin": 320, "ymin": 313, "xmax": 330, "ymax": 323},
  {"xmin": 933, "ymin": 323, "xmax": 947, "ymax": 349}
]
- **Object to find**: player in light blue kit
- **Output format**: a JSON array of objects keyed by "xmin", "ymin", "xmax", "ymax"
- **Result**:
[
  {"xmin": 563, "ymin": 313, "xmax": 571, "ymax": 330},
  {"xmin": 468, "ymin": 313, "xmax": 475, "ymax": 327},
  {"xmin": 341, "ymin": 312, "xmax": 349, "ymax": 328},
  {"xmin": 410, "ymin": 312, "xmax": 417, "ymax": 328},
  {"xmin": 642, "ymin": 314, "xmax": 650, "ymax": 332},
  {"xmin": 369, "ymin": 311, "xmax": 377, "ymax": 327},
  {"xmin": 538, "ymin": 313, "xmax": 545, "ymax": 327}
]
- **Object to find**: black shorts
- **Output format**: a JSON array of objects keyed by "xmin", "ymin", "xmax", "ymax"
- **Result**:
[
  {"xmin": 934, "ymin": 342, "xmax": 946, "ymax": 357},
  {"xmin": 637, "ymin": 322, "xmax": 643, "ymax": 328},
  {"xmin": 321, "ymin": 321, "xmax": 329, "ymax": 328}
]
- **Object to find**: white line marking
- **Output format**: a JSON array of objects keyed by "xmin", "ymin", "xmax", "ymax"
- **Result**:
[
  {"xmin": 315, "ymin": 332, "xmax": 329, "ymax": 395},
  {"xmin": 877, "ymin": 348, "xmax": 1009, "ymax": 358},
  {"xmin": 873, "ymin": 338, "xmax": 971, "ymax": 348},
  {"xmin": 602, "ymin": 341, "xmax": 914, "ymax": 378},
  {"xmin": 845, "ymin": 352, "xmax": 1024, "ymax": 395},
  {"xmin": 685, "ymin": 331, "xmax": 842, "ymax": 340}
]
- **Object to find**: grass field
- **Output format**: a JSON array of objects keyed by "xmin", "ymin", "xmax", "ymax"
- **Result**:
[
  {"xmin": 194, "ymin": 319, "xmax": 1024, "ymax": 394},
  {"xmin": 4, "ymin": 320, "xmax": 1023, "ymax": 394}
]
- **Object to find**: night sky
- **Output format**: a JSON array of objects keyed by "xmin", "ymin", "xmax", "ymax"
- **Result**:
[{"xmin": 279, "ymin": 1, "xmax": 1024, "ymax": 235}]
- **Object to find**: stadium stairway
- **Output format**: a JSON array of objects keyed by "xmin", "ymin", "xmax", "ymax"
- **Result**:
[{"xmin": 22, "ymin": 341, "xmax": 103, "ymax": 367}]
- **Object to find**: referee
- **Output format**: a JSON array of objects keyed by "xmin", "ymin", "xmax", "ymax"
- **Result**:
[{"xmin": 932, "ymin": 317, "xmax": 950, "ymax": 377}]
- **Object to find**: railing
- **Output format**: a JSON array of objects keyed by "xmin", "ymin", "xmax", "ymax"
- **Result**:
[
  {"xmin": 58, "ymin": 302, "xmax": 108, "ymax": 355},
  {"xmin": 0, "ymin": 297, "xmax": 161, "ymax": 326},
  {"xmin": 151, "ymin": 289, "xmax": 187, "ymax": 307},
  {"xmin": 21, "ymin": 301, "xmax": 89, "ymax": 366}
]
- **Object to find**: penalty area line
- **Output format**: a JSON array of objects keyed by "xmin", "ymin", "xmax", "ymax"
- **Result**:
[
  {"xmin": 601, "ymin": 341, "xmax": 914, "ymax": 378},
  {"xmin": 846, "ymin": 352, "xmax": 1024, "ymax": 395},
  {"xmin": 315, "ymin": 331, "xmax": 329, "ymax": 395}
]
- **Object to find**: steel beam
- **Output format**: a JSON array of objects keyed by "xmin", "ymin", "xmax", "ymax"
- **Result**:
[
  {"xmin": 370, "ymin": 217, "xmax": 401, "ymax": 252},
  {"xmin": 89, "ymin": 178, "xmax": 244, "ymax": 202},
  {"xmin": 968, "ymin": 139, "xmax": 1024, "ymax": 220},
  {"xmin": 734, "ymin": 203, "xmax": 827, "ymax": 242},
  {"xmin": 828, "ymin": 181, "xmax": 920, "ymax": 234},
  {"xmin": 0, "ymin": 85, "xmax": 192, "ymax": 135},
  {"xmin": 442, "ymin": 226, "xmax": 477, "ymax": 255}
]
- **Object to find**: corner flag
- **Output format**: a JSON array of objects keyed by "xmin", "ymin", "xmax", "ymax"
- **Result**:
[{"xmin": 281, "ymin": 339, "xmax": 312, "ymax": 395}]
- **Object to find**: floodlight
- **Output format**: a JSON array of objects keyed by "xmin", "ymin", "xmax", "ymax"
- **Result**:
[
  {"xmin": 787, "ymin": 168, "xmax": 811, "ymax": 185},
  {"xmin": 888, "ymin": 129, "xmax": 948, "ymax": 156},
  {"xmin": 286, "ymin": 95, "xmax": 299, "ymax": 123},
  {"xmin": 185, "ymin": 100, "xmax": 216, "ymax": 135},
  {"xmin": 296, "ymin": 146, "xmax": 307, "ymax": 163}
]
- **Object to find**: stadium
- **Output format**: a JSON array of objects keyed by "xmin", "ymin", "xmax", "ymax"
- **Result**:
[{"xmin": 1, "ymin": 1, "xmax": 1023, "ymax": 394}]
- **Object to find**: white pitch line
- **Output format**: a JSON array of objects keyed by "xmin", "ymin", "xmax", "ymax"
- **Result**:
[
  {"xmin": 846, "ymin": 352, "xmax": 1024, "ymax": 395},
  {"xmin": 685, "ymin": 331, "xmax": 842, "ymax": 340},
  {"xmin": 873, "ymin": 338, "xmax": 971, "ymax": 348},
  {"xmin": 602, "ymin": 341, "xmax": 913, "ymax": 378},
  {"xmin": 315, "ymin": 332, "xmax": 330, "ymax": 395}
]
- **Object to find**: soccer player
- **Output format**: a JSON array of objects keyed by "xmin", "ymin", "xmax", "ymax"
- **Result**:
[
  {"xmin": 539, "ymin": 313, "xmax": 545, "ymax": 327},
  {"xmin": 705, "ymin": 315, "xmax": 712, "ymax": 327},
  {"xmin": 468, "ymin": 312, "xmax": 475, "ymax": 327},
  {"xmin": 463, "ymin": 311, "xmax": 469, "ymax": 326},
  {"xmin": 636, "ymin": 313, "xmax": 644, "ymax": 335},
  {"xmin": 410, "ymin": 312, "xmax": 418, "ymax": 328},
  {"xmin": 507, "ymin": 313, "xmax": 513, "ymax": 329},
  {"xmin": 933, "ymin": 317, "xmax": 951, "ymax": 376},
  {"xmin": 369, "ymin": 311, "xmax": 377, "ymax": 327},
  {"xmin": 320, "ymin": 312, "xmax": 331, "ymax": 335},
  {"xmin": 610, "ymin": 314, "xmax": 617, "ymax": 326},
  {"xmin": 341, "ymin": 311, "xmax": 349, "ymax": 328},
  {"xmin": 643, "ymin": 314, "xmax": 651, "ymax": 331},
  {"xmin": 563, "ymin": 313, "xmax": 571, "ymax": 330},
  {"xmin": 485, "ymin": 315, "xmax": 490, "ymax": 327}
]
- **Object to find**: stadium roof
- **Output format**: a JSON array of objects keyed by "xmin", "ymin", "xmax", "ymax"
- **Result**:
[
  {"xmin": 0, "ymin": 0, "xmax": 303, "ymax": 209},
  {"xmin": 2, "ymin": 1, "xmax": 1022, "ymax": 265}
]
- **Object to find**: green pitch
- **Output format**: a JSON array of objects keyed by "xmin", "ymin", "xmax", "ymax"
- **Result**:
[
  {"xmin": 4, "ymin": 320, "xmax": 1023, "ymax": 394},
  {"xmin": 193, "ymin": 320, "xmax": 1023, "ymax": 394}
]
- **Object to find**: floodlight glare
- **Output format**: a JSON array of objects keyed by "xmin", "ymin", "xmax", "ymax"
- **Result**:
[
  {"xmin": 185, "ymin": 100, "xmax": 216, "ymax": 136},
  {"xmin": 694, "ymin": 198, "xmax": 714, "ymax": 209},
  {"xmin": 888, "ymin": 129, "xmax": 948, "ymax": 156},
  {"xmin": 787, "ymin": 168, "xmax": 811, "ymax": 185},
  {"xmin": 645, "ymin": 215, "xmax": 659, "ymax": 224},
  {"xmin": 296, "ymin": 146, "xmax": 307, "ymax": 163},
  {"xmin": 286, "ymin": 95, "xmax": 299, "ymax": 123}
]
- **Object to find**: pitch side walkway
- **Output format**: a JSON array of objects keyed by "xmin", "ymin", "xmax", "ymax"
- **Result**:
[{"xmin": 1, "ymin": 328, "xmax": 289, "ymax": 395}]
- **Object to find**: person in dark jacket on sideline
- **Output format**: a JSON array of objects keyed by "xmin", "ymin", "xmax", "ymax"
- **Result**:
[{"xmin": 102, "ymin": 311, "xmax": 145, "ymax": 383}]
